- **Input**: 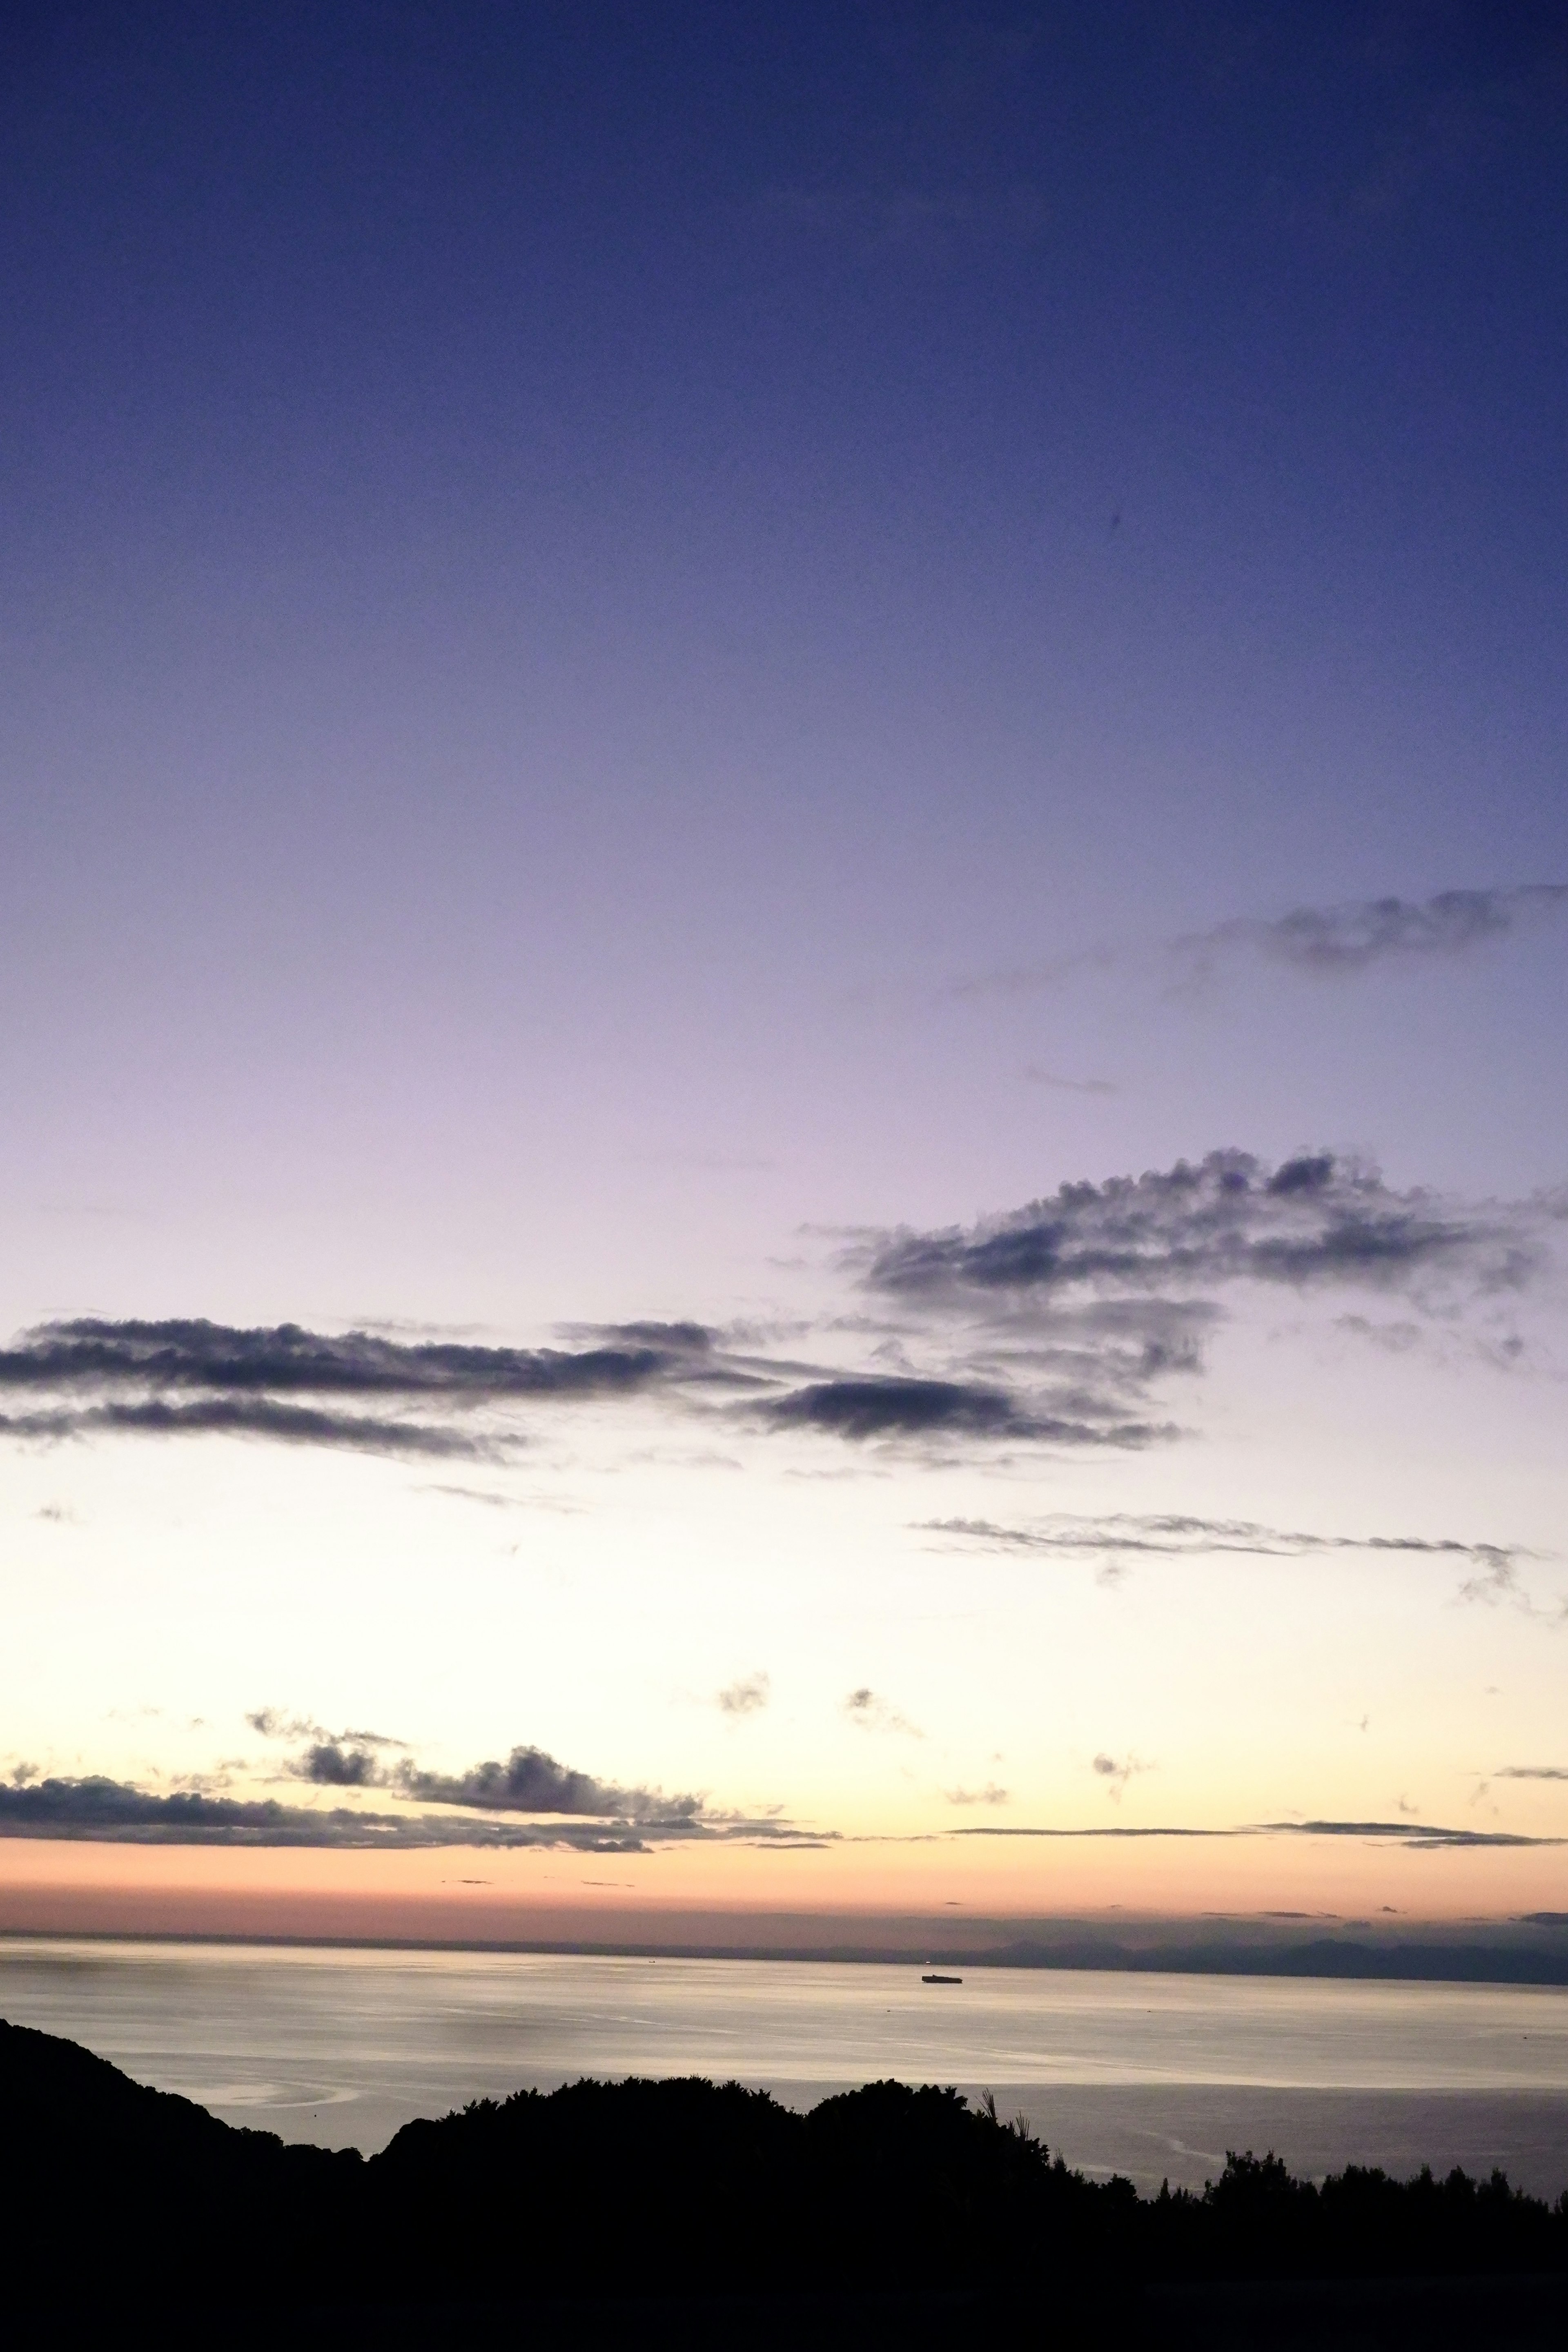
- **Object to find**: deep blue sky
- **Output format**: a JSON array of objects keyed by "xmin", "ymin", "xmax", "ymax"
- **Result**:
[{"xmin": 4, "ymin": 0, "xmax": 1566, "ymax": 1303}]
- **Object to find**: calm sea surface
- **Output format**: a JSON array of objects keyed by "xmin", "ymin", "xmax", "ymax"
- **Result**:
[{"xmin": 4, "ymin": 1938, "xmax": 1567, "ymax": 2197}]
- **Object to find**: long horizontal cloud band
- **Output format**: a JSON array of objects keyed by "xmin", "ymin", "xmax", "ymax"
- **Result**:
[
  {"xmin": 922, "ymin": 1512, "xmax": 1525, "ymax": 1577},
  {"xmin": 0, "ymin": 1775, "xmax": 824, "ymax": 1852},
  {"xmin": 0, "ymin": 1149, "xmax": 1555, "ymax": 1459},
  {"xmin": 1, "ymin": 1774, "xmax": 1558, "ymax": 1853},
  {"xmin": 0, "ymin": 1319, "xmax": 728, "ymax": 1396}
]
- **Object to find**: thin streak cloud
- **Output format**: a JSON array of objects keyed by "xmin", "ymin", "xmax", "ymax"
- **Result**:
[
  {"xmin": 920, "ymin": 1512, "xmax": 1530, "ymax": 1581},
  {"xmin": 1176, "ymin": 886, "xmax": 1568, "ymax": 982}
]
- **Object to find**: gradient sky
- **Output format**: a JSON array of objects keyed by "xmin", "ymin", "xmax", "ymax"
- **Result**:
[{"xmin": 2, "ymin": 1, "xmax": 1567, "ymax": 1939}]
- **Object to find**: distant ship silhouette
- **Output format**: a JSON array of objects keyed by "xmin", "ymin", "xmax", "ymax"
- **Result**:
[{"xmin": 921, "ymin": 1972, "xmax": 962, "ymax": 1984}]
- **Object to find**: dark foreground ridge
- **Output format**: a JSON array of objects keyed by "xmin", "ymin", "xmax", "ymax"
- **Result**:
[{"xmin": 3, "ymin": 2018, "xmax": 1566, "ymax": 2346}]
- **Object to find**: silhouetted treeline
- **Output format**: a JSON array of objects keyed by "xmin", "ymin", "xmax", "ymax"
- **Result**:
[{"xmin": 3, "ymin": 2017, "xmax": 1566, "ymax": 2323}]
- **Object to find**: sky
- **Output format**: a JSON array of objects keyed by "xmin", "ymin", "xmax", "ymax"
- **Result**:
[{"xmin": 2, "ymin": 0, "xmax": 1566, "ymax": 1951}]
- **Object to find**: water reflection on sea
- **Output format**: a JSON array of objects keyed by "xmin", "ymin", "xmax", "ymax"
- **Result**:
[{"xmin": 2, "ymin": 1938, "xmax": 1566, "ymax": 2196}]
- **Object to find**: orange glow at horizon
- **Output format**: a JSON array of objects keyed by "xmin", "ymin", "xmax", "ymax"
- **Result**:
[{"xmin": 0, "ymin": 1833, "xmax": 1559, "ymax": 1948}]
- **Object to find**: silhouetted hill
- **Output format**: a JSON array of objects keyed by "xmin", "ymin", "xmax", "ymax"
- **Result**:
[{"xmin": 2, "ymin": 2016, "xmax": 1566, "ymax": 2342}]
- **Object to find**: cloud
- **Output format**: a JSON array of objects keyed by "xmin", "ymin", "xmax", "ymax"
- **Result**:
[
  {"xmin": 762, "ymin": 1376, "xmax": 1027, "ymax": 1441},
  {"xmin": 759, "ymin": 1375, "xmax": 1164, "ymax": 1447},
  {"xmin": 861, "ymin": 1151, "xmax": 1534, "ymax": 1308},
  {"xmin": 834, "ymin": 1149, "xmax": 1557, "ymax": 1452},
  {"xmin": 1496, "ymin": 1766, "xmax": 1568, "ymax": 1782},
  {"xmin": 250, "ymin": 1709, "xmax": 406, "ymax": 1752},
  {"xmin": 944, "ymin": 1784, "xmax": 1008, "ymax": 1807},
  {"xmin": 247, "ymin": 1708, "xmax": 322, "ymax": 1740},
  {"xmin": 0, "ymin": 1316, "xmax": 720, "ymax": 1399},
  {"xmin": 950, "ymin": 1817, "xmax": 1567, "ymax": 1850},
  {"xmin": 0, "ymin": 1775, "xmax": 440, "ymax": 1847},
  {"xmin": 0, "ymin": 1318, "xmax": 733, "ymax": 1461},
  {"xmin": 1022, "ymin": 1067, "xmax": 1118, "ymax": 1096},
  {"xmin": 1456, "ymin": 1551, "xmax": 1536, "ymax": 1609},
  {"xmin": 1091, "ymin": 1753, "xmax": 1151, "ymax": 1800},
  {"xmin": 295, "ymin": 1742, "xmax": 384, "ymax": 1787},
  {"xmin": 1, "ymin": 1152, "xmax": 1555, "ymax": 1474},
  {"xmin": 844, "ymin": 1688, "xmax": 922, "ymax": 1738},
  {"xmin": 397, "ymin": 1742, "xmax": 701, "ymax": 1825},
  {"xmin": 0, "ymin": 1398, "xmax": 500, "ymax": 1458},
  {"xmin": 717, "ymin": 1673, "xmax": 770, "ymax": 1716},
  {"xmin": 0, "ymin": 1767, "xmax": 822, "ymax": 1850},
  {"xmin": 1261, "ymin": 1818, "xmax": 1566, "ymax": 1851},
  {"xmin": 920, "ymin": 1513, "xmax": 1531, "ymax": 1590},
  {"xmin": 1175, "ymin": 886, "xmax": 1568, "ymax": 982}
]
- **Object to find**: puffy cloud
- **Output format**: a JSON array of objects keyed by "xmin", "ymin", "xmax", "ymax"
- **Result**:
[
  {"xmin": 1091, "ymin": 1753, "xmax": 1150, "ymax": 1800},
  {"xmin": 861, "ymin": 1151, "xmax": 1534, "ymax": 1309},
  {"xmin": 0, "ymin": 1763, "xmax": 817, "ymax": 1850},
  {"xmin": 717, "ymin": 1674, "xmax": 771, "ymax": 1716},
  {"xmin": 398, "ymin": 1742, "xmax": 701, "ymax": 1824},
  {"xmin": 844, "ymin": 1688, "xmax": 922, "ymax": 1738}
]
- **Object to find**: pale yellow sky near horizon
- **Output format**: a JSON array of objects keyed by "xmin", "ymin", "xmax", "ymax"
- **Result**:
[{"xmin": 0, "ymin": 1818, "xmax": 1561, "ymax": 1948}]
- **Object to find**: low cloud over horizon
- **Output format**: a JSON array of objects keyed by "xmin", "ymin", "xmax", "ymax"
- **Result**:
[
  {"xmin": 4, "ymin": 1764, "xmax": 1557, "ymax": 1859},
  {"xmin": 0, "ymin": 1728, "xmax": 826, "ymax": 1851}
]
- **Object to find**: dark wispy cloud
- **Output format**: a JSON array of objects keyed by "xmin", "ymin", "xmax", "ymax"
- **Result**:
[
  {"xmin": 0, "ymin": 1317, "xmax": 721, "ymax": 1398},
  {"xmin": 248, "ymin": 1708, "xmax": 319, "ymax": 1740},
  {"xmin": 0, "ymin": 1152, "xmax": 1555, "ymax": 1469},
  {"xmin": 249, "ymin": 1709, "xmax": 405, "ymax": 1750},
  {"xmin": 762, "ymin": 1375, "xmax": 1026, "ymax": 1441},
  {"xmin": 1261, "ymin": 1818, "xmax": 1566, "ymax": 1852},
  {"xmin": 0, "ymin": 1399, "xmax": 497, "ymax": 1458},
  {"xmin": 920, "ymin": 1512, "xmax": 1529, "ymax": 1587},
  {"xmin": 758, "ymin": 1374, "xmax": 1164, "ymax": 1448},
  {"xmin": 1176, "ymin": 885, "xmax": 1568, "ymax": 982},
  {"xmin": 951, "ymin": 1818, "xmax": 1567, "ymax": 1851},
  {"xmin": 0, "ymin": 1316, "xmax": 737, "ymax": 1461},
  {"xmin": 944, "ymin": 1783, "xmax": 1008, "ymax": 1807},
  {"xmin": 1495, "ymin": 1765, "xmax": 1568, "ymax": 1782}
]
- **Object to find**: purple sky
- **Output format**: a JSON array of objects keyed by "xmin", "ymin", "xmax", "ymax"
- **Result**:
[{"xmin": 2, "ymin": 4, "xmax": 1566, "ymax": 1929}]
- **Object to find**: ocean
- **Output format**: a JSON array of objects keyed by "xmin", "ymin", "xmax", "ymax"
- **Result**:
[{"xmin": 3, "ymin": 1937, "xmax": 1567, "ymax": 2198}]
